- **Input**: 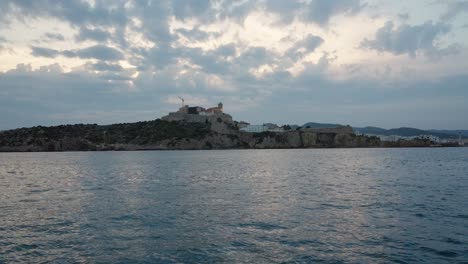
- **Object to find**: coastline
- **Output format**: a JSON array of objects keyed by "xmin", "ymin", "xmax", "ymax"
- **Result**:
[{"xmin": 1, "ymin": 113, "xmax": 462, "ymax": 152}]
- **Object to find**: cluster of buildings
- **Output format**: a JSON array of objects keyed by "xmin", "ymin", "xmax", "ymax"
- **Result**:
[
  {"xmin": 359, "ymin": 133, "xmax": 465, "ymax": 145},
  {"xmin": 162, "ymin": 101, "xmax": 356, "ymax": 136},
  {"xmin": 162, "ymin": 102, "xmax": 234, "ymax": 124},
  {"xmin": 164, "ymin": 102, "xmax": 462, "ymax": 142},
  {"xmin": 375, "ymin": 135, "xmax": 444, "ymax": 143},
  {"xmin": 178, "ymin": 103, "xmax": 224, "ymax": 115},
  {"xmin": 239, "ymin": 123, "xmax": 287, "ymax": 133},
  {"xmin": 239, "ymin": 123, "xmax": 354, "ymax": 134}
]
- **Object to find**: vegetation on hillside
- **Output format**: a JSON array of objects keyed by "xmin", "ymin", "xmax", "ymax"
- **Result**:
[{"xmin": 0, "ymin": 119, "xmax": 211, "ymax": 149}]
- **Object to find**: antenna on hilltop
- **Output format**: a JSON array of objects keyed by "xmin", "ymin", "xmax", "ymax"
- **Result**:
[{"xmin": 177, "ymin": 96, "xmax": 185, "ymax": 108}]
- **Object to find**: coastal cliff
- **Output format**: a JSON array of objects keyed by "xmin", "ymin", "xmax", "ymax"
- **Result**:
[{"xmin": 0, "ymin": 119, "xmax": 382, "ymax": 152}]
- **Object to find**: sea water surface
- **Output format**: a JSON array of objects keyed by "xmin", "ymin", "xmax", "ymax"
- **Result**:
[{"xmin": 0, "ymin": 148, "xmax": 467, "ymax": 263}]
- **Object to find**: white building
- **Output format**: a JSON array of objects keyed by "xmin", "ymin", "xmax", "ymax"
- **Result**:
[
  {"xmin": 239, "ymin": 125, "xmax": 268, "ymax": 133},
  {"xmin": 240, "ymin": 125, "xmax": 286, "ymax": 133},
  {"xmin": 240, "ymin": 125, "xmax": 267, "ymax": 133}
]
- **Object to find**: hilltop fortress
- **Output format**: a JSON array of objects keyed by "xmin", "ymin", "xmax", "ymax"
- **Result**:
[
  {"xmin": 162, "ymin": 102, "xmax": 234, "ymax": 124},
  {"xmin": 162, "ymin": 102, "xmax": 354, "ymax": 135}
]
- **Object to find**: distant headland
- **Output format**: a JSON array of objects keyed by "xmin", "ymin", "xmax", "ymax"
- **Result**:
[{"xmin": 0, "ymin": 102, "xmax": 463, "ymax": 152}]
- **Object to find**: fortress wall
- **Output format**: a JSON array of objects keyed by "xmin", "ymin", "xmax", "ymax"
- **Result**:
[{"xmin": 162, "ymin": 113, "xmax": 233, "ymax": 124}]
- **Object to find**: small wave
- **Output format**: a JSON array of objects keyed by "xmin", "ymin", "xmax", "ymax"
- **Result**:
[
  {"xmin": 444, "ymin": 238, "xmax": 463, "ymax": 245},
  {"xmin": 18, "ymin": 199, "xmax": 39, "ymax": 203},
  {"xmin": 454, "ymin": 214, "xmax": 468, "ymax": 219},
  {"xmin": 419, "ymin": 246, "xmax": 459, "ymax": 258},
  {"xmin": 285, "ymin": 255, "xmax": 327, "ymax": 263},
  {"xmin": 279, "ymin": 239, "xmax": 324, "ymax": 248},
  {"xmin": 235, "ymin": 222, "xmax": 287, "ymax": 231},
  {"xmin": 230, "ymin": 240, "xmax": 257, "ymax": 249},
  {"xmin": 28, "ymin": 188, "xmax": 52, "ymax": 193},
  {"xmin": 110, "ymin": 214, "xmax": 140, "ymax": 222},
  {"xmin": 320, "ymin": 203, "xmax": 351, "ymax": 209},
  {"xmin": 11, "ymin": 244, "xmax": 39, "ymax": 252}
]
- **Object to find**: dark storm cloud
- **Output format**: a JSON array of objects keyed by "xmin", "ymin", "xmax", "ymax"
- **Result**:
[{"xmin": 361, "ymin": 21, "xmax": 459, "ymax": 58}]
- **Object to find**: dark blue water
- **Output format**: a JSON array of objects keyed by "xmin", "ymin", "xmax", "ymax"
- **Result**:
[{"xmin": 1, "ymin": 148, "xmax": 467, "ymax": 263}]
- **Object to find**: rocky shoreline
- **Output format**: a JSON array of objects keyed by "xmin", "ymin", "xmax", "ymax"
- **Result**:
[{"xmin": 0, "ymin": 118, "xmax": 455, "ymax": 152}]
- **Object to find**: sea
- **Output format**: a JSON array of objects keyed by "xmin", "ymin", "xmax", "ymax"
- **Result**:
[{"xmin": 0, "ymin": 148, "xmax": 467, "ymax": 263}]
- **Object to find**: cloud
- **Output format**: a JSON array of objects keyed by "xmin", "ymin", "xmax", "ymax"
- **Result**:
[
  {"xmin": 286, "ymin": 34, "xmax": 324, "ymax": 60},
  {"xmin": 43, "ymin": 32, "xmax": 65, "ymax": 41},
  {"xmin": 175, "ymin": 27, "xmax": 220, "ymax": 42},
  {"xmin": 76, "ymin": 27, "xmax": 112, "ymax": 42},
  {"xmin": 171, "ymin": 0, "xmax": 212, "ymax": 20},
  {"xmin": 304, "ymin": 0, "xmax": 364, "ymax": 25},
  {"xmin": 31, "ymin": 45, "xmax": 124, "ymax": 61},
  {"xmin": 0, "ymin": 37, "xmax": 10, "ymax": 53},
  {"xmin": 398, "ymin": 13, "xmax": 409, "ymax": 21},
  {"xmin": 261, "ymin": 0, "xmax": 364, "ymax": 25},
  {"xmin": 70, "ymin": 45, "xmax": 124, "ymax": 61},
  {"xmin": 31, "ymin": 46, "xmax": 59, "ymax": 58},
  {"xmin": 361, "ymin": 21, "xmax": 459, "ymax": 58},
  {"xmin": 2, "ymin": 0, "xmax": 128, "ymax": 27},
  {"xmin": 86, "ymin": 62, "xmax": 123, "ymax": 72},
  {"xmin": 441, "ymin": 1, "xmax": 468, "ymax": 21},
  {"xmin": 1, "ymin": 59, "xmax": 468, "ymax": 130},
  {"xmin": 1, "ymin": 0, "xmax": 468, "ymax": 130},
  {"xmin": 263, "ymin": 0, "xmax": 303, "ymax": 24},
  {"xmin": 214, "ymin": 44, "xmax": 237, "ymax": 57}
]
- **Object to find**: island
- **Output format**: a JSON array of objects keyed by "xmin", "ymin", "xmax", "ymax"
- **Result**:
[{"xmin": 0, "ymin": 102, "xmax": 454, "ymax": 152}]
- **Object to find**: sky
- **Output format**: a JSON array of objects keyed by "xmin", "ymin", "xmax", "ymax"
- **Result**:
[{"xmin": 0, "ymin": 0, "xmax": 468, "ymax": 130}]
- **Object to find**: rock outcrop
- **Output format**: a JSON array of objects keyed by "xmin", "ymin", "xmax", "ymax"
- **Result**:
[{"xmin": 0, "ymin": 119, "xmax": 384, "ymax": 152}]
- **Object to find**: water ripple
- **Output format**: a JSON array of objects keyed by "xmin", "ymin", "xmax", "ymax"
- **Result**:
[{"xmin": 1, "ymin": 148, "xmax": 467, "ymax": 263}]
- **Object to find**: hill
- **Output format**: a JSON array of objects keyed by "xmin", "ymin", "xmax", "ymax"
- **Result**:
[
  {"xmin": 302, "ymin": 122, "xmax": 343, "ymax": 129},
  {"xmin": 0, "ymin": 119, "xmax": 385, "ymax": 152},
  {"xmin": 354, "ymin": 127, "xmax": 458, "ymax": 139},
  {"xmin": 429, "ymin": 130, "xmax": 468, "ymax": 137},
  {"xmin": 299, "ymin": 122, "xmax": 463, "ymax": 139},
  {"xmin": 0, "ymin": 120, "xmax": 211, "ymax": 151}
]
